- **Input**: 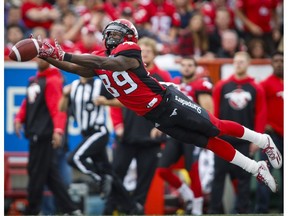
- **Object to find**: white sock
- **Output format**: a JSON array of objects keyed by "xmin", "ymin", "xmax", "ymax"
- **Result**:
[
  {"xmin": 240, "ymin": 127, "xmax": 267, "ymax": 148},
  {"xmin": 230, "ymin": 150, "xmax": 259, "ymax": 175},
  {"xmin": 192, "ymin": 197, "xmax": 204, "ymax": 215},
  {"xmin": 177, "ymin": 183, "xmax": 194, "ymax": 202}
]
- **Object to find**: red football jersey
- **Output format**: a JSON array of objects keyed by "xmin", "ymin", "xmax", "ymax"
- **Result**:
[
  {"xmin": 236, "ymin": 0, "xmax": 278, "ymax": 32},
  {"xmin": 260, "ymin": 74, "xmax": 283, "ymax": 136},
  {"xmin": 201, "ymin": 2, "xmax": 235, "ymax": 32},
  {"xmin": 134, "ymin": 0, "xmax": 180, "ymax": 35},
  {"xmin": 21, "ymin": 1, "xmax": 54, "ymax": 29},
  {"xmin": 173, "ymin": 77, "xmax": 213, "ymax": 103},
  {"xmin": 92, "ymin": 42, "xmax": 166, "ymax": 116}
]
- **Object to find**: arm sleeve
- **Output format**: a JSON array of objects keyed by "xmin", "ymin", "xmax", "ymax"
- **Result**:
[
  {"xmin": 14, "ymin": 99, "xmax": 27, "ymax": 123},
  {"xmin": 45, "ymin": 77, "xmax": 67, "ymax": 134}
]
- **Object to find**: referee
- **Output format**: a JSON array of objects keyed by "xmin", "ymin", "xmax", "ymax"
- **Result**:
[{"xmin": 60, "ymin": 77, "xmax": 142, "ymax": 213}]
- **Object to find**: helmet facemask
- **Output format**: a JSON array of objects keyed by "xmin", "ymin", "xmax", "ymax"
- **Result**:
[{"xmin": 103, "ymin": 21, "xmax": 137, "ymax": 50}]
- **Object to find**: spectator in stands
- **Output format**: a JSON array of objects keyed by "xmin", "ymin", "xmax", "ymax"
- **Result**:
[
  {"xmin": 103, "ymin": 0, "xmax": 134, "ymax": 21},
  {"xmin": 156, "ymin": 56, "xmax": 214, "ymax": 215},
  {"xmin": 53, "ymin": 0, "xmax": 76, "ymax": 17},
  {"xmin": 61, "ymin": 10, "xmax": 88, "ymax": 43},
  {"xmin": 216, "ymin": 29, "xmax": 240, "ymax": 58},
  {"xmin": 4, "ymin": 25, "xmax": 24, "ymax": 59},
  {"xmin": 134, "ymin": 0, "xmax": 181, "ymax": 53},
  {"xmin": 31, "ymin": 27, "xmax": 49, "ymax": 43},
  {"xmin": 235, "ymin": 0, "xmax": 281, "ymax": 55},
  {"xmin": 49, "ymin": 22, "xmax": 76, "ymax": 53},
  {"xmin": 74, "ymin": 0, "xmax": 111, "ymax": 35},
  {"xmin": 174, "ymin": 0, "xmax": 196, "ymax": 29},
  {"xmin": 14, "ymin": 58, "xmax": 81, "ymax": 216},
  {"xmin": 174, "ymin": 12, "xmax": 209, "ymax": 58},
  {"xmin": 208, "ymin": 7, "xmax": 233, "ymax": 55},
  {"xmin": 74, "ymin": 0, "xmax": 98, "ymax": 14},
  {"xmin": 200, "ymin": 0, "xmax": 235, "ymax": 33},
  {"xmin": 255, "ymin": 51, "xmax": 283, "ymax": 213},
  {"xmin": 21, "ymin": 0, "xmax": 60, "ymax": 32},
  {"xmin": 247, "ymin": 38, "xmax": 269, "ymax": 59},
  {"xmin": 120, "ymin": 7, "xmax": 159, "ymax": 41},
  {"xmin": 99, "ymin": 37, "xmax": 171, "ymax": 214},
  {"xmin": 209, "ymin": 51, "xmax": 266, "ymax": 214},
  {"xmin": 5, "ymin": 5, "xmax": 26, "ymax": 31},
  {"xmin": 74, "ymin": 25, "xmax": 103, "ymax": 54}
]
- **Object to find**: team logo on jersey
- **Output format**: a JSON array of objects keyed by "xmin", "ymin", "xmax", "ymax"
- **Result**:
[
  {"xmin": 27, "ymin": 83, "xmax": 40, "ymax": 103},
  {"xmin": 170, "ymin": 108, "xmax": 178, "ymax": 117},
  {"xmin": 224, "ymin": 89, "xmax": 252, "ymax": 110}
]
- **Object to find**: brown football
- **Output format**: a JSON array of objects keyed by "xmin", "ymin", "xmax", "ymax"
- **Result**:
[{"xmin": 9, "ymin": 39, "xmax": 42, "ymax": 62}]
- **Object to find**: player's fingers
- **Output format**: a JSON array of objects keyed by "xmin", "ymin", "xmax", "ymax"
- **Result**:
[
  {"xmin": 54, "ymin": 39, "xmax": 63, "ymax": 51},
  {"xmin": 54, "ymin": 39, "xmax": 60, "ymax": 48},
  {"xmin": 43, "ymin": 41, "xmax": 54, "ymax": 50}
]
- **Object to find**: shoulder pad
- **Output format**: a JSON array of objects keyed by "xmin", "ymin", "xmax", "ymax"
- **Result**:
[{"xmin": 112, "ymin": 42, "xmax": 141, "ymax": 55}]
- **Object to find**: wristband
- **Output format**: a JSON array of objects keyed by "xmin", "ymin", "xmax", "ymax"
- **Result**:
[{"xmin": 63, "ymin": 53, "xmax": 72, "ymax": 62}]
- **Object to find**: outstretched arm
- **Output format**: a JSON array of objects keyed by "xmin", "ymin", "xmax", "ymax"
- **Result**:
[
  {"xmin": 39, "ymin": 40, "xmax": 140, "ymax": 72},
  {"xmin": 66, "ymin": 54, "xmax": 139, "ymax": 72}
]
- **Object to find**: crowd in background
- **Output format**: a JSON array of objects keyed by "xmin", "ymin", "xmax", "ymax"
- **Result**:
[
  {"xmin": 4, "ymin": 0, "xmax": 283, "ymax": 59},
  {"xmin": 4, "ymin": 0, "xmax": 284, "ymax": 215}
]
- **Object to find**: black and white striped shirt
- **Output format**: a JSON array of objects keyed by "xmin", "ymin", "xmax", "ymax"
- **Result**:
[{"xmin": 69, "ymin": 78, "xmax": 112, "ymax": 135}]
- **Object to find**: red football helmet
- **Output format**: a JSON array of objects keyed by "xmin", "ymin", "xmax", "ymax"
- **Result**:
[{"xmin": 102, "ymin": 19, "xmax": 138, "ymax": 50}]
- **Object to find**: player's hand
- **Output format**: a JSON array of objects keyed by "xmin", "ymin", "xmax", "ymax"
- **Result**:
[
  {"xmin": 52, "ymin": 132, "xmax": 63, "ymax": 149},
  {"xmin": 54, "ymin": 39, "xmax": 65, "ymax": 61},
  {"xmin": 38, "ymin": 39, "xmax": 65, "ymax": 60},
  {"xmin": 38, "ymin": 41, "xmax": 56, "ymax": 59},
  {"xmin": 14, "ymin": 121, "xmax": 23, "ymax": 138}
]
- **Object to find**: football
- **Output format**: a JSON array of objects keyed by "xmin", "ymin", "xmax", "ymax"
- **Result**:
[{"xmin": 9, "ymin": 39, "xmax": 42, "ymax": 62}]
